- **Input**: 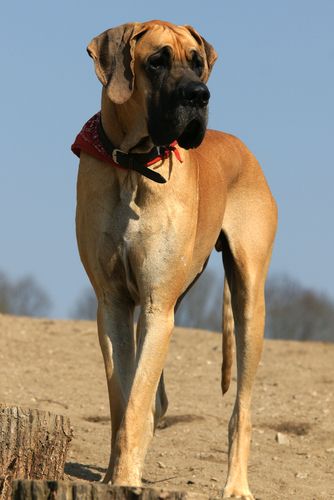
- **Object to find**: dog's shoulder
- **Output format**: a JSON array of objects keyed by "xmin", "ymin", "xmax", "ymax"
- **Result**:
[
  {"xmin": 194, "ymin": 128, "xmax": 254, "ymax": 168},
  {"xmin": 201, "ymin": 129, "xmax": 250, "ymax": 154},
  {"xmin": 192, "ymin": 129, "xmax": 267, "ymax": 190}
]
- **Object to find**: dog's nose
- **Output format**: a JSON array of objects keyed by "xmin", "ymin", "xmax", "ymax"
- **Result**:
[{"xmin": 178, "ymin": 82, "xmax": 210, "ymax": 107}]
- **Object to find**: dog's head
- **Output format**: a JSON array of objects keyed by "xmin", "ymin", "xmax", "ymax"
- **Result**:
[{"xmin": 87, "ymin": 20, "xmax": 217, "ymax": 150}]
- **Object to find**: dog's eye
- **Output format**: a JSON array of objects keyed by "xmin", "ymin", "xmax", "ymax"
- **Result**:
[
  {"xmin": 148, "ymin": 49, "xmax": 170, "ymax": 71},
  {"xmin": 191, "ymin": 52, "xmax": 204, "ymax": 77},
  {"xmin": 149, "ymin": 55, "xmax": 166, "ymax": 69}
]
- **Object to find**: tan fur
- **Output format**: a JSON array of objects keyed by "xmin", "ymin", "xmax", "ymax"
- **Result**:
[
  {"xmin": 76, "ymin": 20, "xmax": 277, "ymax": 499},
  {"xmin": 222, "ymin": 277, "xmax": 234, "ymax": 394}
]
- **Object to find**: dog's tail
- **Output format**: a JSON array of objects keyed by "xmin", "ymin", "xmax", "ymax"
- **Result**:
[{"xmin": 221, "ymin": 277, "xmax": 234, "ymax": 395}]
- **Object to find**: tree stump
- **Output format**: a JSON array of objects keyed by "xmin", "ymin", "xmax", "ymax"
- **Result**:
[
  {"xmin": 0, "ymin": 405, "xmax": 72, "ymax": 498},
  {"xmin": 12, "ymin": 481, "xmax": 199, "ymax": 500}
]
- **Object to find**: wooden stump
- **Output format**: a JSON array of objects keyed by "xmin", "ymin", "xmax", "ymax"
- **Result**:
[
  {"xmin": 12, "ymin": 480, "xmax": 199, "ymax": 500},
  {"xmin": 0, "ymin": 405, "xmax": 72, "ymax": 498}
]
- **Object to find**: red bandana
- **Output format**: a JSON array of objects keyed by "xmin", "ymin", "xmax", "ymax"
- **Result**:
[{"xmin": 71, "ymin": 112, "xmax": 182, "ymax": 169}]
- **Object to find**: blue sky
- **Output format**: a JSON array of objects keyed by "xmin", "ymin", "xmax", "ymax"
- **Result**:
[{"xmin": 1, "ymin": 1, "xmax": 333, "ymax": 317}]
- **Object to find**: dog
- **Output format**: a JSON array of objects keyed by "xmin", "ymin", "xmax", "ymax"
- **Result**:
[{"xmin": 73, "ymin": 20, "xmax": 277, "ymax": 499}]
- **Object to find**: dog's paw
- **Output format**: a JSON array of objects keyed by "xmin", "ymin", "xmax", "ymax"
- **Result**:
[
  {"xmin": 223, "ymin": 496, "xmax": 255, "ymax": 500},
  {"xmin": 223, "ymin": 488, "xmax": 255, "ymax": 500}
]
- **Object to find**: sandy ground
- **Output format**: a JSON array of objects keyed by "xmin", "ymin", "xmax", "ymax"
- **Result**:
[{"xmin": 0, "ymin": 313, "xmax": 333, "ymax": 499}]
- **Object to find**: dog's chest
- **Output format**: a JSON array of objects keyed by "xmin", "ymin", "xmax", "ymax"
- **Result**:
[
  {"xmin": 107, "ymin": 189, "xmax": 168, "ymax": 299},
  {"xmin": 104, "ymin": 187, "xmax": 189, "ymax": 299},
  {"xmin": 98, "ymin": 174, "xmax": 211, "ymax": 303}
]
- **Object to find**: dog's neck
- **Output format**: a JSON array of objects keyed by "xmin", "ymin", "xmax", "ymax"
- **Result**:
[{"xmin": 101, "ymin": 90, "xmax": 154, "ymax": 154}]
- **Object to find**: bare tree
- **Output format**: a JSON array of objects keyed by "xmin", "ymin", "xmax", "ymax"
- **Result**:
[
  {"xmin": 0, "ymin": 272, "xmax": 11, "ymax": 313},
  {"xmin": 265, "ymin": 275, "xmax": 334, "ymax": 342},
  {"xmin": 0, "ymin": 271, "xmax": 51, "ymax": 317},
  {"xmin": 175, "ymin": 268, "xmax": 222, "ymax": 331},
  {"xmin": 71, "ymin": 286, "xmax": 97, "ymax": 320}
]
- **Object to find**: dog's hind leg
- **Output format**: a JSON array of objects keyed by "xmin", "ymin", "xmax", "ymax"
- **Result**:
[
  {"xmin": 155, "ymin": 371, "xmax": 168, "ymax": 425},
  {"xmin": 220, "ymin": 184, "xmax": 277, "ymax": 499},
  {"xmin": 222, "ymin": 235, "xmax": 273, "ymax": 499}
]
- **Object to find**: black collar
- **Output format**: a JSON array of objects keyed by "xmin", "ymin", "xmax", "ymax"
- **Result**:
[{"xmin": 97, "ymin": 118, "xmax": 170, "ymax": 184}]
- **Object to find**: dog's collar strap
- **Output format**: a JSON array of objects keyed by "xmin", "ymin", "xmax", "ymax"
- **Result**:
[
  {"xmin": 97, "ymin": 117, "xmax": 175, "ymax": 184},
  {"xmin": 71, "ymin": 112, "xmax": 182, "ymax": 184}
]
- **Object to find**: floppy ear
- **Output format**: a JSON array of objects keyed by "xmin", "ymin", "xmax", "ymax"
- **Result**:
[
  {"xmin": 184, "ymin": 25, "xmax": 218, "ymax": 79},
  {"xmin": 87, "ymin": 23, "xmax": 145, "ymax": 104}
]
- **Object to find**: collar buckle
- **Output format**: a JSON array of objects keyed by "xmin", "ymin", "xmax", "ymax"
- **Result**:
[{"xmin": 112, "ymin": 149, "xmax": 123, "ymax": 165}]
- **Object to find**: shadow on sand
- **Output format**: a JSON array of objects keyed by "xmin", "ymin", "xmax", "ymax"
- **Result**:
[{"xmin": 64, "ymin": 462, "xmax": 105, "ymax": 481}]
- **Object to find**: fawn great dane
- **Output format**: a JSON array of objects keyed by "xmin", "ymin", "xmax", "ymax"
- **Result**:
[{"xmin": 73, "ymin": 20, "xmax": 277, "ymax": 499}]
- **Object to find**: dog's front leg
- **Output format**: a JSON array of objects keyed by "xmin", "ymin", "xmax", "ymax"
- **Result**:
[
  {"xmin": 97, "ymin": 297, "xmax": 136, "ymax": 484},
  {"xmin": 112, "ymin": 304, "xmax": 174, "ymax": 486}
]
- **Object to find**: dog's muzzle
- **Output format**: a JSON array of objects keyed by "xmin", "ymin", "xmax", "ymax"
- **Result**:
[{"xmin": 147, "ymin": 76, "xmax": 211, "ymax": 150}]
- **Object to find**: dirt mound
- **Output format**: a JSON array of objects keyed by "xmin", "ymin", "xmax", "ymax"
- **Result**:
[{"xmin": 0, "ymin": 314, "xmax": 333, "ymax": 499}]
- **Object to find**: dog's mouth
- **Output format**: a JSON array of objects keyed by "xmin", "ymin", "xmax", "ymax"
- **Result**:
[{"xmin": 177, "ymin": 118, "xmax": 206, "ymax": 150}]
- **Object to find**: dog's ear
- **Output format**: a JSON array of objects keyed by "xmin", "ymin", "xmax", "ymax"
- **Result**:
[
  {"xmin": 184, "ymin": 25, "xmax": 218, "ymax": 79},
  {"xmin": 87, "ymin": 23, "xmax": 146, "ymax": 104}
]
